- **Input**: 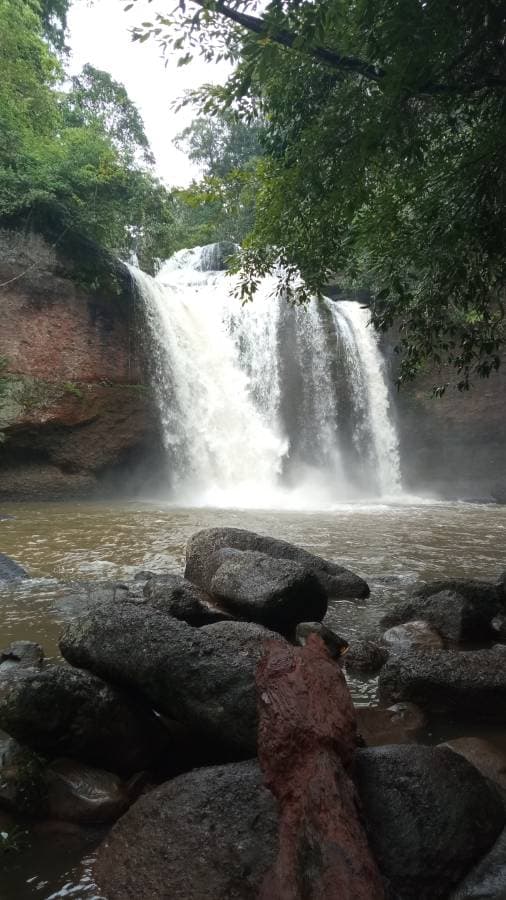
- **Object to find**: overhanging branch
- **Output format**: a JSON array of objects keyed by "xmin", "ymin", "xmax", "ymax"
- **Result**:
[{"xmin": 191, "ymin": 0, "xmax": 506, "ymax": 96}]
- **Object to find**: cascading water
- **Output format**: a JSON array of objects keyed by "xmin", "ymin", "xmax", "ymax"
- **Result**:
[{"xmin": 131, "ymin": 245, "xmax": 402, "ymax": 508}]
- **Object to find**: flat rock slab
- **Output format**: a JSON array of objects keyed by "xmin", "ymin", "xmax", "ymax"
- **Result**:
[
  {"xmin": 379, "ymin": 649, "xmax": 506, "ymax": 722},
  {"xmin": 354, "ymin": 745, "xmax": 505, "ymax": 900},
  {"xmin": 185, "ymin": 527, "xmax": 370, "ymax": 599},
  {"xmin": 210, "ymin": 548, "xmax": 327, "ymax": 630},
  {"xmin": 94, "ymin": 760, "xmax": 278, "ymax": 900},
  {"xmin": 60, "ymin": 602, "xmax": 286, "ymax": 755},
  {"xmin": 0, "ymin": 664, "xmax": 169, "ymax": 774}
]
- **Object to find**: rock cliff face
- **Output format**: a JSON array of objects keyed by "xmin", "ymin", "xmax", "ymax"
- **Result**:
[
  {"xmin": 0, "ymin": 230, "xmax": 164, "ymax": 500},
  {"xmin": 391, "ymin": 359, "xmax": 506, "ymax": 501}
]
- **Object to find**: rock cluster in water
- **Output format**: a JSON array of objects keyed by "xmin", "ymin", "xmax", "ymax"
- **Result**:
[{"xmin": 0, "ymin": 529, "xmax": 505, "ymax": 900}]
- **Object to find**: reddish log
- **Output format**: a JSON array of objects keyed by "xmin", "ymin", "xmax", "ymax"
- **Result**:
[{"xmin": 256, "ymin": 634, "xmax": 384, "ymax": 900}]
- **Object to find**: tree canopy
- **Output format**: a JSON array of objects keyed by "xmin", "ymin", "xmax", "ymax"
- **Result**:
[
  {"xmin": 171, "ymin": 110, "xmax": 263, "ymax": 246},
  {"xmin": 0, "ymin": 0, "xmax": 176, "ymax": 283},
  {"xmin": 132, "ymin": 0, "xmax": 506, "ymax": 388}
]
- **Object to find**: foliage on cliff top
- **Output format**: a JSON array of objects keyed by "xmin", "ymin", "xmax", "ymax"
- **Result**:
[
  {"xmin": 0, "ymin": 0, "xmax": 175, "ymax": 287},
  {"xmin": 133, "ymin": 0, "xmax": 506, "ymax": 388},
  {"xmin": 171, "ymin": 110, "xmax": 263, "ymax": 246}
]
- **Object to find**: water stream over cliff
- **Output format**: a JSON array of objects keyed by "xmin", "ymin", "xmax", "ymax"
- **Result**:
[{"xmin": 131, "ymin": 246, "xmax": 401, "ymax": 506}]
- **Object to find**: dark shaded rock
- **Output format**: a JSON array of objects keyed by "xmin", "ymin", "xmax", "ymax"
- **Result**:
[
  {"xmin": 45, "ymin": 758, "xmax": 131, "ymax": 824},
  {"xmin": 0, "ymin": 664, "xmax": 169, "ymax": 775},
  {"xmin": 345, "ymin": 640, "xmax": 389, "ymax": 673},
  {"xmin": 209, "ymin": 549, "xmax": 328, "ymax": 630},
  {"xmin": 0, "ymin": 728, "xmax": 47, "ymax": 816},
  {"xmin": 381, "ymin": 591, "xmax": 469, "ymax": 643},
  {"xmin": 385, "ymin": 702, "xmax": 427, "ymax": 734},
  {"xmin": 378, "ymin": 649, "xmax": 506, "ymax": 722},
  {"xmin": 354, "ymin": 745, "xmax": 505, "ymax": 900},
  {"xmin": 442, "ymin": 738, "xmax": 506, "ymax": 800},
  {"xmin": 185, "ymin": 527, "xmax": 370, "ymax": 600},
  {"xmin": 295, "ymin": 622, "xmax": 349, "ymax": 660},
  {"xmin": 450, "ymin": 827, "xmax": 506, "ymax": 899},
  {"xmin": 356, "ymin": 707, "xmax": 415, "ymax": 746},
  {"xmin": 94, "ymin": 760, "xmax": 278, "ymax": 900},
  {"xmin": 0, "ymin": 641, "xmax": 44, "ymax": 671},
  {"xmin": 60, "ymin": 602, "xmax": 286, "ymax": 755},
  {"xmin": 382, "ymin": 620, "xmax": 444, "ymax": 651},
  {"xmin": 387, "ymin": 580, "xmax": 505, "ymax": 641},
  {"xmin": 256, "ymin": 635, "xmax": 384, "ymax": 900},
  {"xmin": 0, "ymin": 553, "xmax": 28, "ymax": 584},
  {"xmin": 143, "ymin": 574, "xmax": 232, "ymax": 626}
]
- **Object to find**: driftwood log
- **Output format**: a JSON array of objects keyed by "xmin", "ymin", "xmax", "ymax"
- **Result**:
[{"xmin": 256, "ymin": 634, "xmax": 385, "ymax": 900}]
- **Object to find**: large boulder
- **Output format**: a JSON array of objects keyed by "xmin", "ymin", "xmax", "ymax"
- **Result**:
[
  {"xmin": 60, "ymin": 603, "xmax": 286, "ymax": 755},
  {"xmin": 0, "ymin": 664, "xmax": 169, "ymax": 774},
  {"xmin": 185, "ymin": 527, "xmax": 369, "ymax": 600},
  {"xmin": 383, "ymin": 579, "xmax": 505, "ymax": 642},
  {"xmin": 354, "ymin": 745, "xmax": 505, "ymax": 900},
  {"xmin": 143, "ymin": 574, "xmax": 232, "ymax": 626},
  {"xmin": 378, "ymin": 649, "xmax": 506, "ymax": 722},
  {"xmin": 94, "ymin": 760, "xmax": 278, "ymax": 900},
  {"xmin": 450, "ymin": 827, "xmax": 506, "ymax": 899},
  {"xmin": 209, "ymin": 549, "xmax": 328, "ymax": 630}
]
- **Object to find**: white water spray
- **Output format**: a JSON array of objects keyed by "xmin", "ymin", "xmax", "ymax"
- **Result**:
[{"xmin": 131, "ymin": 246, "xmax": 402, "ymax": 507}]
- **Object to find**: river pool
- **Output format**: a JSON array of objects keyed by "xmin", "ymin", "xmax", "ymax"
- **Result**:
[{"xmin": 0, "ymin": 498, "xmax": 505, "ymax": 898}]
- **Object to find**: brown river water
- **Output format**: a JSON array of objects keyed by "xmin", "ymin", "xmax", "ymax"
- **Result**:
[{"xmin": 0, "ymin": 498, "xmax": 505, "ymax": 898}]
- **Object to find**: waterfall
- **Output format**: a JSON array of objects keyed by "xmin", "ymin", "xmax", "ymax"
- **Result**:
[{"xmin": 131, "ymin": 245, "xmax": 402, "ymax": 508}]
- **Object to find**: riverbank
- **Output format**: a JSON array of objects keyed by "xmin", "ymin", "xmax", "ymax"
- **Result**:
[{"xmin": 0, "ymin": 500, "xmax": 505, "ymax": 897}]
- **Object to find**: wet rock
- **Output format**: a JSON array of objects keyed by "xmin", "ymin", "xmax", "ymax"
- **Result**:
[
  {"xmin": 94, "ymin": 760, "xmax": 278, "ymax": 900},
  {"xmin": 45, "ymin": 758, "xmax": 131, "ymax": 824},
  {"xmin": 295, "ymin": 621, "xmax": 349, "ymax": 660},
  {"xmin": 381, "ymin": 620, "xmax": 444, "ymax": 651},
  {"xmin": 60, "ymin": 602, "xmax": 286, "ymax": 755},
  {"xmin": 256, "ymin": 636, "xmax": 384, "ymax": 900},
  {"xmin": 450, "ymin": 827, "xmax": 506, "ymax": 899},
  {"xmin": 209, "ymin": 549, "xmax": 328, "ymax": 630},
  {"xmin": 55, "ymin": 580, "xmax": 132, "ymax": 622},
  {"xmin": 442, "ymin": 737, "xmax": 506, "ymax": 799},
  {"xmin": 378, "ymin": 649, "xmax": 506, "ymax": 721},
  {"xmin": 345, "ymin": 640, "xmax": 389, "ymax": 673},
  {"xmin": 354, "ymin": 745, "xmax": 505, "ymax": 900},
  {"xmin": 384, "ymin": 579, "xmax": 505, "ymax": 641},
  {"xmin": 185, "ymin": 526, "xmax": 370, "ymax": 600},
  {"xmin": 143, "ymin": 573, "xmax": 232, "ymax": 626},
  {"xmin": 385, "ymin": 702, "xmax": 427, "ymax": 734},
  {"xmin": 0, "ymin": 553, "xmax": 28, "ymax": 584},
  {"xmin": 0, "ymin": 664, "xmax": 169, "ymax": 775},
  {"xmin": 0, "ymin": 728, "xmax": 47, "ymax": 816},
  {"xmin": 356, "ymin": 707, "xmax": 415, "ymax": 746},
  {"xmin": 0, "ymin": 641, "xmax": 44, "ymax": 671}
]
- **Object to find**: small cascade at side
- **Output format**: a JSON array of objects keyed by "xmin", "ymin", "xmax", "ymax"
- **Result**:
[{"xmin": 131, "ymin": 245, "xmax": 402, "ymax": 507}]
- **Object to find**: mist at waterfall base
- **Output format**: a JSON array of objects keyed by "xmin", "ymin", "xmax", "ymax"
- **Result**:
[{"xmin": 131, "ymin": 245, "xmax": 404, "ymax": 510}]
